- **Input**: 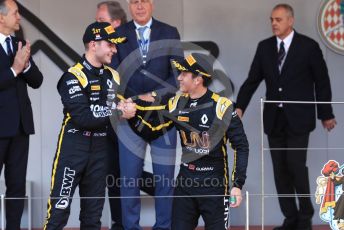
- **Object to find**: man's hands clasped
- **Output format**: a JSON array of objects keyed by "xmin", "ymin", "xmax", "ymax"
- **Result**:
[{"xmin": 12, "ymin": 40, "xmax": 31, "ymax": 75}]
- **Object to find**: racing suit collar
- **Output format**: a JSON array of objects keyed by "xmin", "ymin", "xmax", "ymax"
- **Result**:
[
  {"xmin": 189, "ymin": 89, "xmax": 211, "ymax": 103},
  {"xmin": 81, "ymin": 55, "xmax": 105, "ymax": 76}
]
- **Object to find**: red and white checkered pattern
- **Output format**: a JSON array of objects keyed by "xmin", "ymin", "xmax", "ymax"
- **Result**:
[{"xmin": 322, "ymin": 0, "xmax": 344, "ymax": 48}]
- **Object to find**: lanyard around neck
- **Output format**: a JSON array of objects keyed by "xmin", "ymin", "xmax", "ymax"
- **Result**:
[{"xmin": 136, "ymin": 28, "xmax": 151, "ymax": 52}]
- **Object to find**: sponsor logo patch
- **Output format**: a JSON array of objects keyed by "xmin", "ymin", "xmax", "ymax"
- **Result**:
[
  {"xmin": 178, "ymin": 116, "xmax": 189, "ymax": 122},
  {"xmin": 186, "ymin": 54, "xmax": 196, "ymax": 66},
  {"xmin": 55, "ymin": 167, "xmax": 75, "ymax": 209},
  {"xmin": 91, "ymin": 85, "xmax": 101, "ymax": 91},
  {"xmin": 66, "ymin": 79, "xmax": 78, "ymax": 85},
  {"xmin": 105, "ymin": 25, "xmax": 115, "ymax": 34},
  {"xmin": 69, "ymin": 86, "xmax": 81, "ymax": 95}
]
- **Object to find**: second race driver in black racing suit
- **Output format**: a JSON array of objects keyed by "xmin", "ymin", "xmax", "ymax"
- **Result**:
[
  {"xmin": 131, "ymin": 53, "xmax": 249, "ymax": 230},
  {"xmin": 44, "ymin": 22, "xmax": 135, "ymax": 229}
]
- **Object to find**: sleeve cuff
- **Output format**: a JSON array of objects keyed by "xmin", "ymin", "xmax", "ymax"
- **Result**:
[
  {"xmin": 23, "ymin": 61, "xmax": 31, "ymax": 74},
  {"xmin": 232, "ymin": 178, "xmax": 245, "ymax": 190},
  {"xmin": 232, "ymin": 183, "xmax": 243, "ymax": 190},
  {"xmin": 10, "ymin": 67, "xmax": 17, "ymax": 77}
]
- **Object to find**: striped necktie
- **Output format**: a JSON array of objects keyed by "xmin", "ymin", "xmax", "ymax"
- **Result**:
[
  {"xmin": 5, "ymin": 37, "xmax": 14, "ymax": 62},
  {"xmin": 277, "ymin": 41, "xmax": 285, "ymax": 72}
]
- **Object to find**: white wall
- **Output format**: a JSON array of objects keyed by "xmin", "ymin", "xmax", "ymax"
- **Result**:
[{"xmin": 5, "ymin": 0, "xmax": 344, "ymax": 227}]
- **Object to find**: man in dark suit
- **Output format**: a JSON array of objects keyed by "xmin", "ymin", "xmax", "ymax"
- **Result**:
[
  {"xmin": 111, "ymin": 0, "xmax": 183, "ymax": 229},
  {"xmin": 95, "ymin": 2, "xmax": 156, "ymax": 229},
  {"xmin": 0, "ymin": 0, "xmax": 43, "ymax": 229},
  {"xmin": 236, "ymin": 4, "xmax": 336, "ymax": 230}
]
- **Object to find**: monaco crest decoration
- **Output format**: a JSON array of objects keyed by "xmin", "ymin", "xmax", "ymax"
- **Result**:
[
  {"xmin": 315, "ymin": 160, "xmax": 344, "ymax": 229},
  {"xmin": 318, "ymin": 0, "xmax": 344, "ymax": 55}
]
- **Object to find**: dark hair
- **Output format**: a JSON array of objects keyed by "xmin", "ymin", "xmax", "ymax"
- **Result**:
[
  {"xmin": 191, "ymin": 74, "xmax": 212, "ymax": 87},
  {"xmin": 98, "ymin": 1, "xmax": 127, "ymax": 25},
  {"xmin": 201, "ymin": 76, "xmax": 212, "ymax": 87},
  {"xmin": 0, "ymin": 0, "xmax": 9, "ymax": 16},
  {"xmin": 273, "ymin": 3, "xmax": 294, "ymax": 17}
]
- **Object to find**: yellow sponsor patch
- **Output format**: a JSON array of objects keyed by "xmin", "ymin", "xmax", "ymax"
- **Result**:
[
  {"xmin": 109, "ymin": 37, "xmax": 126, "ymax": 44},
  {"xmin": 91, "ymin": 85, "xmax": 101, "ymax": 91},
  {"xmin": 92, "ymin": 28, "xmax": 101, "ymax": 34},
  {"xmin": 186, "ymin": 54, "xmax": 196, "ymax": 66},
  {"xmin": 178, "ymin": 116, "xmax": 189, "ymax": 122},
  {"xmin": 105, "ymin": 25, "xmax": 115, "ymax": 34}
]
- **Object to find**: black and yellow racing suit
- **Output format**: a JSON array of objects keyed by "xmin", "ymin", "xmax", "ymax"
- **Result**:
[
  {"xmin": 44, "ymin": 57, "xmax": 120, "ymax": 229},
  {"xmin": 134, "ymin": 89, "xmax": 249, "ymax": 230}
]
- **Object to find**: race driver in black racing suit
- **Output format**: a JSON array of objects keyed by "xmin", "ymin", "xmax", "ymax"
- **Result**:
[
  {"xmin": 44, "ymin": 22, "xmax": 136, "ymax": 229},
  {"xmin": 131, "ymin": 53, "xmax": 249, "ymax": 230}
]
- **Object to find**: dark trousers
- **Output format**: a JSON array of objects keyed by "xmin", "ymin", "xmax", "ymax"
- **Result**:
[
  {"xmin": 172, "ymin": 186, "xmax": 229, "ymax": 230},
  {"xmin": 44, "ymin": 130, "xmax": 107, "ymax": 230},
  {"xmin": 267, "ymin": 109, "xmax": 314, "ymax": 225},
  {"xmin": 0, "ymin": 132, "xmax": 29, "ymax": 230}
]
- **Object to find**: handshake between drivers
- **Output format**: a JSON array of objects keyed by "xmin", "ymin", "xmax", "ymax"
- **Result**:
[{"xmin": 117, "ymin": 98, "xmax": 137, "ymax": 119}]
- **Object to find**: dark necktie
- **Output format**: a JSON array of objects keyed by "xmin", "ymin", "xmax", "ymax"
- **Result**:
[
  {"xmin": 277, "ymin": 41, "xmax": 286, "ymax": 70},
  {"xmin": 5, "ymin": 37, "xmax": 14, "ymax": 63}
]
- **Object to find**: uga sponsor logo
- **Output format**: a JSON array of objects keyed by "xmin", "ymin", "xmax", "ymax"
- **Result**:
[
  {"xmin": 315, "ymin": 160, "xmax": 344, "ymax": 229},
  {"xmin": 55, "ymin": 167, "xmax": 75, "ymax": 209},
  {"xmin": 318, "ymin": 0, "xmax": 344, "ymax": 55}
]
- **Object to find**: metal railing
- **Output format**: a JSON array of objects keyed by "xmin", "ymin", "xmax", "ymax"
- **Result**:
[{"xmin": 260, "ymin": 99, "xmax": 344, "ymax": 230}]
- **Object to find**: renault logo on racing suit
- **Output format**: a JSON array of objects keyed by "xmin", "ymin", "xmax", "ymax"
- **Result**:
[
  {"xmin": 201, "ymin": 114, "xmax": 208, "ymax": 124},
  {"xmin": 107, "ymin": 79, "xmax": 113, "ymax": 88}
]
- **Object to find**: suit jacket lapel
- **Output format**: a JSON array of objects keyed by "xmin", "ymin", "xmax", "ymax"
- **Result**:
[
  {"xmin": 11, "ymin": 36, "xmax": 18, "ymax": 53},
  {"xmin": 280, "ymin": 32, "xmax": 299, "ymax": 77},
  {"xmin": 149, "ymin": 18, "xmax": 161, "ymax": 43},
  {"xmin": 0, "ymin": 37, "xmax": 12, "ymax": 66},
  {"xmin": 127, "ymin": 22, "xmax": 139, "ymax": 50},
  {"xmin": 127, "ymin": 21, "xmax": 143, "ymax": 63},
  {"xmin": 146, "ymin": 18, "xmax": 161, "ymax": 65},
  {"xmin": 0, "ymin": 42, "xmax": 7, "ymax": 58},
  {"xmin": 269, "ymin": 37, "xmax": 280, "ymax": 81}
]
